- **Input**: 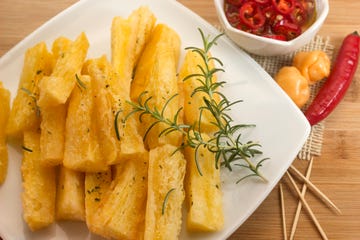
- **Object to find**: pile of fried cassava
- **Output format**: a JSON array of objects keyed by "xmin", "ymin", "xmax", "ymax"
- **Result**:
[{"xmin": 3, "ymin": 6, "xmax": 225, "ymax": 240}]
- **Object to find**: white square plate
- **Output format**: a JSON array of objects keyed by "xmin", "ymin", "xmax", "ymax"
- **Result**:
[{"xmin": 0, "ymin": 0, "xmax": 310, "ymax": 239}]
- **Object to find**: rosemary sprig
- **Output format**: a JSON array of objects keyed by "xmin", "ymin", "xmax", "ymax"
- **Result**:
[{"xmin": 126, "ymin": 28, "xmax": 268, "ymax": 182}]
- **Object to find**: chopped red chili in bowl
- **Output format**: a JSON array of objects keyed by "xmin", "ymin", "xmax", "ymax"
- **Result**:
[
  {"xmin": 224, "ymin": 0, "xmax": 316, "ymax": 41},
  {"xmin": 239, "ymin": 2, "xmax": 266, "ymax": 30}
]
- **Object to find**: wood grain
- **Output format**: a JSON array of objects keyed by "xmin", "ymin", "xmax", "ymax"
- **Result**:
[{"xmin": 1, "ymin": 0, "xmax": 360, "ymax": 239}]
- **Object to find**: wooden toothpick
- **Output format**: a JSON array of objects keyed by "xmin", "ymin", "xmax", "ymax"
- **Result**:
[
  {"xmin": 289, "ymin": 158, "xmax": 314, "ymax": 240},
  {"xmin": 279, "ymin": 183, "xmax": 287, "ymax": 240}
]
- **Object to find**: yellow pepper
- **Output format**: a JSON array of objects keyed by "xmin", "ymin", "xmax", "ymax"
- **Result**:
[
  {"xmin": 275, "ymin": 66, "xmax": 310, "ymax": 108},
  {"xmin": 293, "ymin": 50, "xmax": 331, "ymax": 85}
]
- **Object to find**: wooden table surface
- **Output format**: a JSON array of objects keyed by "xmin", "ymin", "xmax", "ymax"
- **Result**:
[{"xmin": 1, "ymin": 0, "xmax": 359, "ymax": 239}]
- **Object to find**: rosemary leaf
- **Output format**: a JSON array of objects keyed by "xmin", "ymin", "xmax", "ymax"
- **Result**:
[
  {"xmin": 162, "ymin": 188, "xmax": 176, "ymax": 215},
  {"xmin": 75, "ymin": 74, "xmax": 87, "ymax": 90},
  {"xmin": 114, "ymin": 110, "xmax": 122, "ymax": 141}
]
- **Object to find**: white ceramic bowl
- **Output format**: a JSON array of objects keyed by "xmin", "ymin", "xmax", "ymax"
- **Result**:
[{"xmin": 213, "ymin": 0, "xmax": 329, "ymax": 56}]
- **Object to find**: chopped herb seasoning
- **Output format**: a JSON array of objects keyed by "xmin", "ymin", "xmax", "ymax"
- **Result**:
[{"xmin": 22, "ymin": 146, "xmax": 33, "ymax": 152}]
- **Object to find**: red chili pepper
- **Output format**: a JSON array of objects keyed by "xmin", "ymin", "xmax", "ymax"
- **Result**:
[
  {"xmin": 272, "ymin": 0, "xmax": 295, "ymax": 15},
  {"xmin": 273, "ymin": 18, "xmax": 301, "ymax": 40},
  {"xmin": 239, "ymin": 2, "xmax": 266, "ymax": 30},
  {"xmin": 304, "ymin": 32, "xmax": 360, "ymax": 126}
]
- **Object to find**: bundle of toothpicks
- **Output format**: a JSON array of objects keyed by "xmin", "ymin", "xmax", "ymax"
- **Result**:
[{"xmin": 279, "ymin": 158, "xmax": 341, "ymax": 240}]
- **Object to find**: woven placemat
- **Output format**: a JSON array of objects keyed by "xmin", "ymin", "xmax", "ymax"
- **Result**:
[{"xmin": 249, "ymin": 35, "xmax": 334, "ymax": 160}]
